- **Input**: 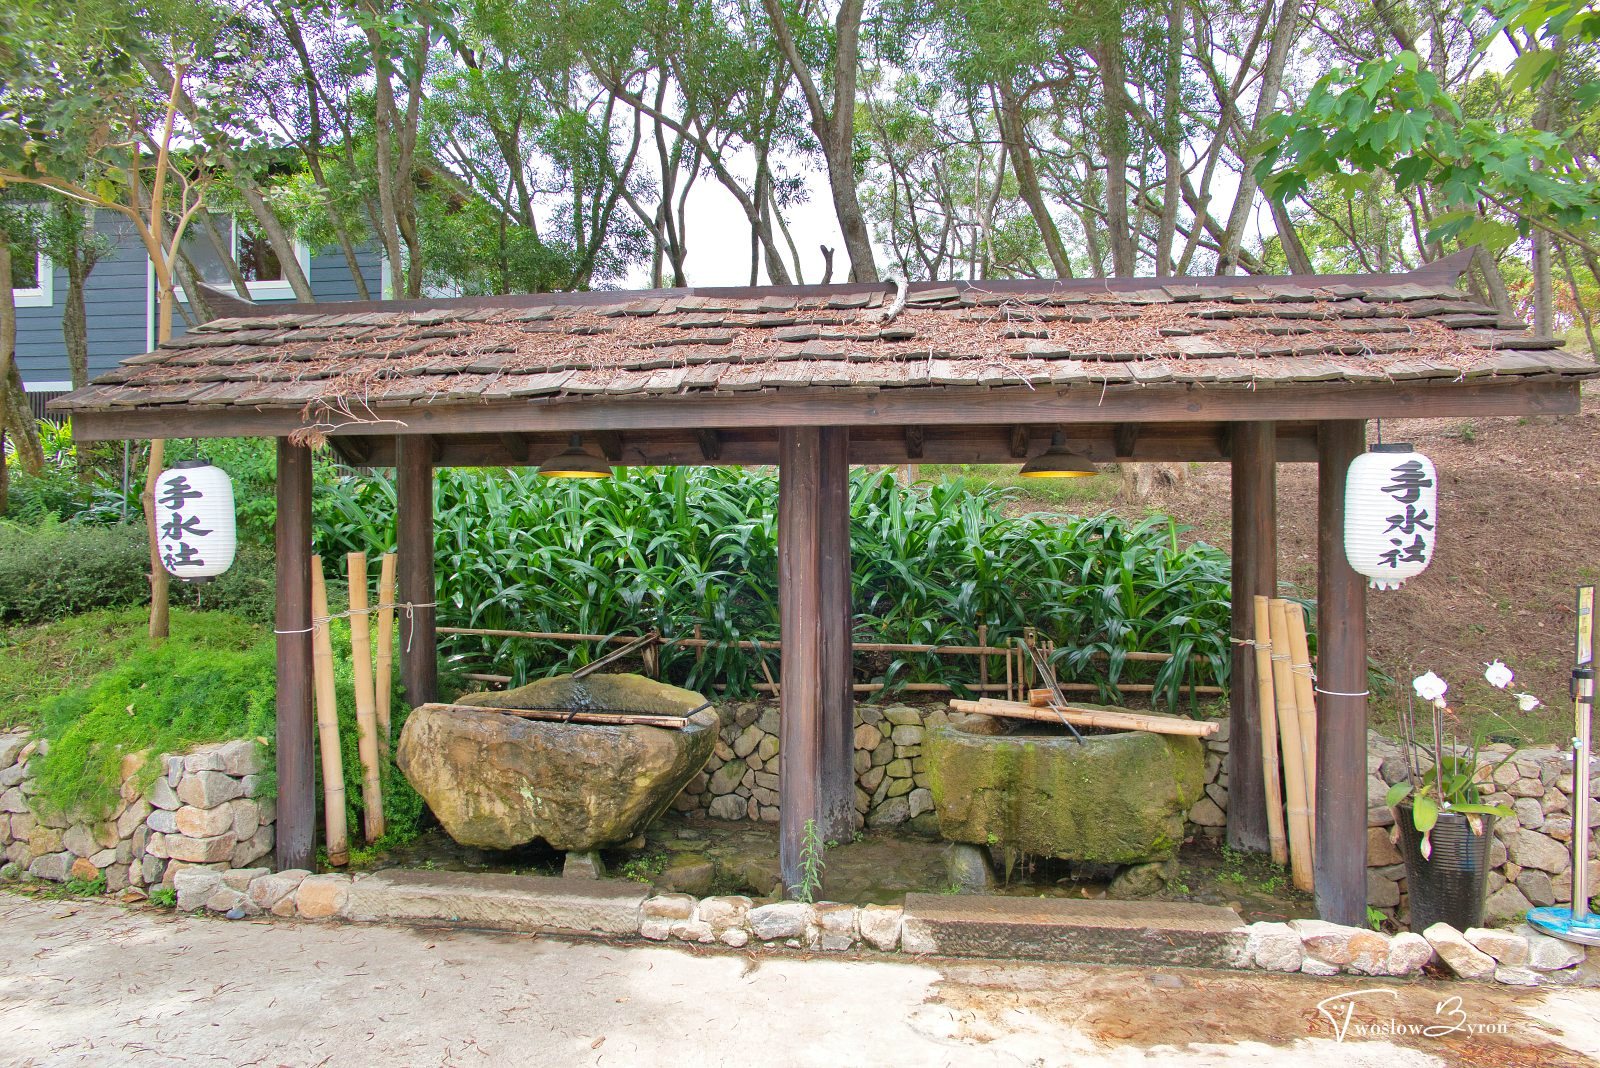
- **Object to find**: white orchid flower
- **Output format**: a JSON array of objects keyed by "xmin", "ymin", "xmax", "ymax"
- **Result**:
[
  {"xmin": 1515, "ymin": 692, "xmax": 1542, "ymax": 713},
  {"xmin": 1483, "ymin": 660, "xmax": 1514, "ymax": 689},
  {"xmin": 1412, "ymin": 671, "xmax": 1448, "ymax": 703}
]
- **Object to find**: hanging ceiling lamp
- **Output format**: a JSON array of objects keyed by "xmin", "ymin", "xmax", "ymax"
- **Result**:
[
  {"xmin": 537, "ymin": 433, "xmax": 612, "ymax": 479},
  {"xmin": 1019, "ymin": 431, "xmax": 1097, "ymax": 478}
]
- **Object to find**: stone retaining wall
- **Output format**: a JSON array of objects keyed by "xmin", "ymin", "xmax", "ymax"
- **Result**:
[
  {"xmin": 668, "ymin": 699, "xmax": 1596, "ymax": 928},
  {"xmin": 0, "ymin": 733, "xmax": 274, "ymax": 893},
  {"xmin": 1186, "ymin": 727, "xmax": 1600, "ymax": 926},
  {"xmin": 670, "ymin": 702, "xmax": 940, "ymax": 829}
]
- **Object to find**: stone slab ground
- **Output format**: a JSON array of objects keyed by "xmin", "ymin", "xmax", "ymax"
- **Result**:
[
  {"xmin": 901, "ymin": 895, "xmax": 1249, "ymax": 968},
  {"xmin": 3, "ymin": 894, "xmax": 1597, "ymax": 1067}
]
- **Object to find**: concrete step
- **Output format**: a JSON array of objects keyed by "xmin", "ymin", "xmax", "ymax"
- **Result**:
[
  {"xmin": 902, "ymin": 894, "xmax": 1249, "ymax": 968},
  {"xmin": 344, "ymin": 870, "xmax": 646, "ymax": 936}
]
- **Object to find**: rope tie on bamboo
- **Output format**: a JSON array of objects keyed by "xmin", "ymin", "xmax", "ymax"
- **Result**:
[{"xmin": 275, "ymin": 600, "xmax": 437, "ymax": 640}]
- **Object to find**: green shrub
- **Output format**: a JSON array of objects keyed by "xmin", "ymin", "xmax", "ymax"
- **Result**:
[
  {"xmin": 0, "ymin": 521, "xmax": 277, "ymax": 625},
  {"xmin": 26, "ymin": 607, "xmax": 422, "ymax": 847},
  {"xmin": 0, "ymin": 519, "xmax": 151, "ymax": 622}
]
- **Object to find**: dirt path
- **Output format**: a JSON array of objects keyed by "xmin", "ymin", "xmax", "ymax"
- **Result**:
[
  {"xmin": 0, "ymin": 895, "xmax": 1594, "ymax": 1067},
  {"xmin": 1137, "ymin": 393, "xmax": 1600, "ymax": 741}
]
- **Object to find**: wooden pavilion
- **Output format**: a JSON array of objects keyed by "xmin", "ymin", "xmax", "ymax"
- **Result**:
[{"xmin": 54, "ymin": 249, "xmax": 1596, "ymax": 927}]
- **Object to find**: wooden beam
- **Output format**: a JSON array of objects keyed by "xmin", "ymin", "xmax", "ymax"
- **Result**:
[
  {"xmin": 359, "ymin": 423, "xmax": 1325, "ymax": 469},
  {"xmin": 904, "ymin": 425, "xmax": 924, "ymax": 459},
  {"xmin": 818, "ymin": 427, "xmax": 855, "ymax": 840},
  {"xmin": 696, "ymin": 429, "xmax": 722, "ymax": 462},
  {"xmin": 594, "ymin": 430, "xmax": 623, "ymax": 461},
  {"xmin": 274, "ymin": 439, "xmax": 315, "ymax": 871},
  {"xmin": 332, "ymin": 436, "xmax": 373, "ymax": 466},
  {"xmin": 1228, "ymin": 422, "xmax": 1276, "ymax": 855},
  {"xmin": 66, "ymin": 378, "xmax": 1583, "ymax": 442},
  {"xmin": 497, "ymin": 432, "xmax": 531, "ymax": 464},
  {"xmin": 1314, "ymin": 420, "xmax": 1369, "ymax": 925},
  {"xmin": 397, "ymin": 435, "xmax": 438, "ymax": 705},
  {"xmin": 1008, "ymin": 425, "xmax": 1030, "ymax": 458},
  {"xmin": 1114, "ymin": 423, "xmax": 1140, "ymax": 459},
  {"xmin": 778, "ymin": 428, "xmax": 824, "ymax": 894}
]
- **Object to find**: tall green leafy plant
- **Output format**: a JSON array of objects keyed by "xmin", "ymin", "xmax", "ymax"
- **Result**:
[{"xmin": 316, "ymin": 465, "xmax": 1235, "ymax": 706}]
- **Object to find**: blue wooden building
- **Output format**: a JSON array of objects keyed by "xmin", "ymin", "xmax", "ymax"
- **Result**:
[{"xmin": 12, "ymin": 209, "xmax": 381, "ymax": 414}]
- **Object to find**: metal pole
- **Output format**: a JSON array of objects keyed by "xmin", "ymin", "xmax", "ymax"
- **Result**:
[{"xmin": 1572, "ymin": 586, "xmax": 1595, "ymax": 924}]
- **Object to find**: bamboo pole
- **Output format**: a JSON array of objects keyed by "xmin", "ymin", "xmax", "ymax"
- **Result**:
[
  {"xmin": 1254, "ymin": 596, "xmax": 1288, "ymax": 868},
  {"xmin": 1270, "ymin": 598, "xmax": 1313, "ymax": 892},
  {"xmin": 978, "ymin": 623, "xmax": 989, "ymax": 694},
  {"xmin": 1286, "ymin": 601, "xmax": 1318, "ymax": 852},
  {"xmin": 310, "ymin": 558, "xmax": 349, "ymax": 867},
  {"xmin": 431, "ymin": 703, "xmax": 689, "ymax": 729},
  {"xmin": 1029, "ymin": 684, "xmax": 1226, "ymax": 706},
  {"xmin": 950, "ymin": 698, "xmax": 1220, "ymax": 737},
  {"xmin": 346, "ymin": 552, "xmax": 385, "ymax": 842},
  {"xmin": 374, "ymin": 552, "xmax": 397, "ymax": 762}
]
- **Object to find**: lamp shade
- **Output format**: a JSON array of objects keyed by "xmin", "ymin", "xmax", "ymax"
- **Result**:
[
  {"xmin": 153, "ymin": 459, "xmax": 237, "ymax": 580},
  {"xmin": 537, "ymin": 434, "xmax": 612, "ymax": 478},
  {"xmin": 1344, "ymin": 444, "xmax": 1437, "ymax": 591},
  {"xmin": 1019, "ymin": 433, "xmax": 1097, "ymax": 478}
]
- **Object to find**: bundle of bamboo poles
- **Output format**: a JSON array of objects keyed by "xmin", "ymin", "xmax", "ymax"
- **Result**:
[
  {"xmin": 309, "ymin": 551, "xmax": 397, "ymax": 863},
  {"xmin": 1256, "ymin": 595, "xmax": 1318, "ymax": 892}
]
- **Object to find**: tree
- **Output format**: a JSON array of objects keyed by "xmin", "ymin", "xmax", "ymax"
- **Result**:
[
  {"xmin": 1259, "ymin": 0, "xmax": 1600, "ymax": 340},
  {"xmin": 0, "ymin": 0, "xmax": 214, "ymax": 636},
  {"xmin": 760, "ymin": 0, "xmax": 878, "ymax": 281}
]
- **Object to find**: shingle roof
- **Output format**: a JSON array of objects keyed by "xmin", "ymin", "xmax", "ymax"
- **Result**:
[{"xmin": 51, "ymin": 262, "xmax": 1598, "ymax": 422}]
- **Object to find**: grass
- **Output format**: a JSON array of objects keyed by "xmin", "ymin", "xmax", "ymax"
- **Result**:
[
  {"xmin": 3, "ymin": 605, "xmax": 427, "ymax": 853},
  {"xmin": 30, "ymin": 611, "xmax": 278, "ymax": 819},
  {"xmin": 917, "ymin": 464, "xmax": 1121, "ymax": 507},
  {"xmin": 0, "ymin": 607, "xmax": 270, "ymax": 733}
]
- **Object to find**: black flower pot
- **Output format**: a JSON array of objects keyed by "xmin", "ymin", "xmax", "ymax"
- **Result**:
[{"xmin": 1394, "ymin": 802, "xmax": 1496, "ymax": 932}]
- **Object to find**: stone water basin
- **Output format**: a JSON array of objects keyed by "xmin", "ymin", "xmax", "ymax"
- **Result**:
[
  {"xmin": 396, "ymin": 673, "xmax": 717, "ymax": 852},
  {"xmin": 925, "ymin": 714, "xmax": 1205, "ymax": 865}
]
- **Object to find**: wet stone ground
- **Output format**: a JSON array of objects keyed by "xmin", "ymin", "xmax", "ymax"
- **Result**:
[{"xmin": 354, "ymin": 813, "xmax": 1315, "ymax": 922}]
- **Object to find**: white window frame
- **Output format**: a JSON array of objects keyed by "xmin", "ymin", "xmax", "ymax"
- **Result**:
[
  {"xmin": 14, "ymin": 249, "xmax": 53, "ymax": 308},
  {"xmin": 173, "ymin": 213, "xmax": 310, "ymax": 302}
]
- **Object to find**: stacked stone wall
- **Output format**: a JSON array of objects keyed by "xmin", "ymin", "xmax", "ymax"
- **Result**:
[{"xmin": 0, "ymin": 733, "xmax": 274, "ymax": 893}]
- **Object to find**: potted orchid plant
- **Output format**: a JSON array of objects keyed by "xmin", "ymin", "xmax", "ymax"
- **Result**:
[{"xmin": 1385, "ymin": 660, "xmax": 1538, "ymax": 932}]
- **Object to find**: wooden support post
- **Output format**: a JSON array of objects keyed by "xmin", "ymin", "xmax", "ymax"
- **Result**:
[
  {"xmin": 397, "ymin": 435, "xmax": 438, "ymax": 706},
  {"xmin": 1315, "ymin": 419, "xmax": 1368, "ymax": 926},
  {"xmin": 274, "ymin": 439, "xmax": 315, "ymax": 871},
  {"xmin": 778, "ymin": 427, "xmax": 824, "ymax": 895},
  {"xmin": 818, "ymin": 427, "xmax": 855, "ymax": 839},
  {"xmin": 1228, "ymin": 421, "xmax": 1275, "ymax": 854}
]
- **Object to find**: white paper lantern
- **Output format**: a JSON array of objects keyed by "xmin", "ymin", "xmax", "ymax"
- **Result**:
[
  {"xmin": 1344, "ymin": 444, "xmax": 1437, "ymax": 591},
  {"xmin": 153, "ymin": 460, "xmax": 237, "ymax": 581}
]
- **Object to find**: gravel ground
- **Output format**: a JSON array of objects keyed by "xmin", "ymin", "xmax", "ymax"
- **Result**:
[{"xmin": 0, "ymin": 893, "xmax": 1595, "ymax": 1067}]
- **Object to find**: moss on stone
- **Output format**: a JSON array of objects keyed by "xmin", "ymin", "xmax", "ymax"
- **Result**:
[{"xmin": 926, "ymin": 717, "xmax": 1204, "ymax": 865}]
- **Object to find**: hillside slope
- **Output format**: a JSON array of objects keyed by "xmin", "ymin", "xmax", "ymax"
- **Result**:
[{"xmin": 1143, "ymin": 389, "xmax": 1599, "ymax": 743}]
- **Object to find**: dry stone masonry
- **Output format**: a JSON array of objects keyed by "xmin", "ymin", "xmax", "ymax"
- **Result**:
[
  {"xmin": 3, "ymin": 714, "xmax": 1594, "ymax": 989},
  {"xmin": 1186, "ymin": 727, "xmax": 1598, "ymax": 928},
  {"xmin": 671, "ymin": 702, "xmax": 936, "ymax": 829},
  {"xmin": 0, "ymin": 732, "xmax": 273, "ymax": 894}
]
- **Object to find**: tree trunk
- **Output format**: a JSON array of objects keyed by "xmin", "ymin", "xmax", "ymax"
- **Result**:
[
  {"xmin": 365, "ymin": 26, "xmax": 408, "ymax": 300},
  {"xmin": 760, "ymin": 0, "xmax": 878, "ymax": 282},
  {"xmin": 997, "ymin": 85, "xmax": 1072, "ymax": 278},
  {"xmin": 1095, "ymin": 39, "xmax": 1136, "ymax": 276},
  {"xmin": 1216, "ymin": 0, "xmax": 1301, "ymax": 274},
  {"xmin": 0, "ymin": 243, "xmax": 45, "ymax": 479}
]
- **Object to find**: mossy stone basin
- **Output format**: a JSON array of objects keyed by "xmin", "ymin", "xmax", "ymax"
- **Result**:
[{"xmin": 925, "ymin": 716, "xmax": 1205, "ymax": 865}]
